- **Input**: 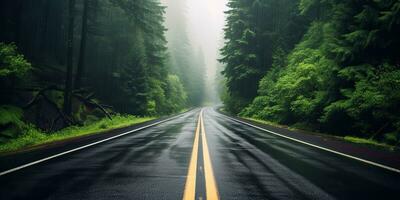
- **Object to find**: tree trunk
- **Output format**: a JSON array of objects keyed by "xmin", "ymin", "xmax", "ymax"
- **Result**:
[
  {"xmin": 14, "ymin": 0, "xmax": 23, "ymax": 46},
  {"xmin": 63, "ymin": 0, "xmax": 75, "ymax": 115},
  {"xmin": 40, "ymin": 0, "xmax": 51, "ymax": 54},
  {"xmin": 74, "ymin": 0, "xmax": 89, "ymax": 89}
]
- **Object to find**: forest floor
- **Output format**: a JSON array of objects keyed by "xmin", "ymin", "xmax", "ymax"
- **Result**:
[{"xmin": 0, "ymin": 115, "xmax": 155, "ymax": 155}]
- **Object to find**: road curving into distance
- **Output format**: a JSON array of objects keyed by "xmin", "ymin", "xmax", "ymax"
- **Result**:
[{"xmin": 0, "ymin": 107, "xmax": 399, "ymax": 199}]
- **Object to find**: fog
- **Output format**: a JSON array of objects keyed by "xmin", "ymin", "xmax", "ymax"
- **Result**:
[{"xmin": 161, "ymin": 0, "xmax": 228, "ymax": 104}]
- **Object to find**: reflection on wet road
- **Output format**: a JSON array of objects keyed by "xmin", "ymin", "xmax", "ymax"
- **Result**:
[
  {"xmin": 0, "ymin": 107, "xmax": 399, "ymax": 200},
  {"xmin": 0, "ymin": 109, "xmax": 199, "ymax": 200},
  {"xmin": 203, "ymin": 108, "xmax": 400, "ymax": 200}
]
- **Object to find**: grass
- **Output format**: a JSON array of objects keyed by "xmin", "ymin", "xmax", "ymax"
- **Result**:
[
  {"xmin": 243, "ymin": 117, "xmax": 287, "ymax": 128},
  {"xmin": 243, "ymin": 117, "xmax": 397, "ymax": 151},
  {"xmin": 343, "ymin": 136, "xmax": 395, "ymax": 150},
  {"xmin": 0, "ymin": 115, "xmax": 155, "ymax": 154}
]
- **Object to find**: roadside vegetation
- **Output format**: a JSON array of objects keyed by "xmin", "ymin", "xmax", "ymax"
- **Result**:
[
  {"xmin": 220, "ymin": 0, "xmax": 400, "ymax": 146},
  {"xmin": 343, "ymin": 136, "xmax": 395, "ymax": 150},
  {"xmin": 244, "ymin": 116, "xmax": 397, "ymax": 151},
  {"xmin": 0, "ymin": 114, "xmax": 154, "ymax": 154}
]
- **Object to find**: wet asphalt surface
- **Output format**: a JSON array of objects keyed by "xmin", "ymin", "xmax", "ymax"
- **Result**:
[{"xmin": 0, "ymin": 107, "xmax": 400, "ymax": 199}]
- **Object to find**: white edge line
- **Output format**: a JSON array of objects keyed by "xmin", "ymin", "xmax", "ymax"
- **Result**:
[
  {"xmin": 221, "ymin": 113, "xmax": 400, "ymax": 174},
  {"xmin": 0, "ymin": 113, "xmax": 186, "ymax": 177}
]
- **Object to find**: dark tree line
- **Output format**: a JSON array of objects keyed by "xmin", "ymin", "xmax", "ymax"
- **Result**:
[
  {"xmin": 221, "ymin": 0, "xmax": 400, "ymax": 144},
  {"xmin": 0, "ymin": 0, "xmax": 190, "ymax": 133}
]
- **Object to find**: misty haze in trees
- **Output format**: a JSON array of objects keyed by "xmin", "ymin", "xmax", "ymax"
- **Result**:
[
  {"xmin": 162, "ymin": 0, "xmax": 205, "ymax": 106},
  {"xmin": 0, "ymin": 0, "xmax": 207, "ymax": 141},
  {"xmin": 221, "ymin": 0, "xmax": 400, "ymax": 144},
  {"xmin": 162, "ymin": 0, "xmax": 228, "ymax": 104}
]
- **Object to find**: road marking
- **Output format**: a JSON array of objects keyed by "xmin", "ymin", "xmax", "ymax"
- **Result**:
[
  {"xmin": 200, "ymin": 110, "xmax": 220, "ymax": 200},
  {"xmin": 183, "ymin": 113, "xmax": 201, "ymax": 200},
  {"xmin": 183, "ymin": 109, "xmax": 220, "ymax": 200},
  {"xmin": 222, "ymin": 113, "xmax": 400, "ymax": 174},
  {"xmin": 0, "ymin": 112, "xmax": 189, "ymax": 177}
]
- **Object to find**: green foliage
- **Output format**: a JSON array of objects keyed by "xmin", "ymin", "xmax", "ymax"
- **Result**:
[
  {"xmin": 220, "ymin": 0, "xmax": 266, "ymax": 111},
  {"xmin": 0, "ymin": 105, "xmax": 23, "ymax": 126},
  {"xmin": 0, "ymin": 0, "xmax": 191, "ymax": 156},
  {"xmin": 146, "ymin": 100, "xmax": 157, "ymax": 116},
  {"xmin": 0, "ymin": 105, "xmax": 25, "ymax": 141},
  {"xmin": 0, "ymin": 0, "xmax": 190, "ymax": 152},
  {"xmin": 147, "ymin": 78, "xmax": 167, "ymax": 115},
  {"xmin": 299, "ymin": 0, "xmax": 317, "ymax": 15},
  {"xmin": 344, "ymin": 136, "xmax": 394, "ymax": 150},
  {"xmin": 237, "ymin": 0, "xmax": 400, "ymax": 142},
  {"xmin": 0, "ymin": 115, "xmax": 154, "ymax": 153},
  {"xmin": 222, "ymin": 90, "xmax": 249, "ymax": 115},
  {"xmin": 0, "ymin": 43, "xmax": 31, "ymax": 77},
  {"xmin": 164, "ymin": 75, "xmax": 188, "ymax": 113},
  {"xmin": 105, "ymin": 0, "xmax": 186, "ymax": 115},
  {"xmin": 221, "ymin": 0, "xmax": 309, "ymax": 113},
  {"xmin": 65, "ymin": 0, "xmax": 187, "ymax": 116},
  {"xmin": 332, "ymin": 64, "xmax": 400, "ymax": 134}
]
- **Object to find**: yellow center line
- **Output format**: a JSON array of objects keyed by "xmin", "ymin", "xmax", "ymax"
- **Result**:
[
  {"xmin": 183, "ymin": 112, "xmax": 201, "ymax": 200},
  {"xmin": 183, "ymin": 109, "xmax": 219, "ymax": 200},
  {"xmin": 200, "ymin": 110, "xmax": 220, "ymax": 200}
]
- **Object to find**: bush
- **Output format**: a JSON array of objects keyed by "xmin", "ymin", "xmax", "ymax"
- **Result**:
[
  {"xmin": 0, "ymin": 105, "xmax": 25, "ymax": 140},
  {"xmin": 241, "ymin": 10, "xmax": 400, "ymax": 141},
  {"xmin": 0, "ymin": 43, "xmax": 31, "ymax": 77}
]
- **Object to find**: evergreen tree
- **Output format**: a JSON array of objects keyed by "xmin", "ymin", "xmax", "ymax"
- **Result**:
[
  {"xmin": 239, "ymin": 0, "xmax": 400, "ymax": 142},
  {"xmin": 221, "ymin": 0, "xmax": 305, "ymax": 113},
  {"xmin": 0, "ymin": 0, "xmax": 188, "ymax": 130}
]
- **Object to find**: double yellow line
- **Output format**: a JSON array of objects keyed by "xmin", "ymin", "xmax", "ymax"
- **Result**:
[{"xmin": 183, "ymin": 109, "xmax": 219, "ymax": 200}]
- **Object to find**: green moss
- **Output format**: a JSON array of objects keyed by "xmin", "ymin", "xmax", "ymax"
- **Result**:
[{"xmin": 0, "ymin": 115, "xmax": 154, "ymax": 154}]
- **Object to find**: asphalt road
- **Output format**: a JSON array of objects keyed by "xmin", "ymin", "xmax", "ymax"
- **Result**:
[{"xmin": 0, "ymin": 107, "xmax": 399, "ymax": 199}]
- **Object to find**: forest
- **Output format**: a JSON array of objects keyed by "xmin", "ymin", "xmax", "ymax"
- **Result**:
[
  {"xmin": 1, "ymin": 0, "xmax": 400, "ymax": 152},
  {"xmin": 221, "ymin": 0, "xmax": 400, "ymax": 145},
  {"xmin": 0, "ymin": 0, "xmax": 205, "ymax": 151}
]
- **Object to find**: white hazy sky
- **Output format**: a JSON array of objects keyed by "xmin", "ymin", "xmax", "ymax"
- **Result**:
[{"xmin": 161, "ymin": 0, "xmax": 228, "ymax": 102}]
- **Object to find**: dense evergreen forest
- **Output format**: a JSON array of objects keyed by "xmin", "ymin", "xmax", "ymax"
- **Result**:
[
  {"xmin": 0, "ymin": 0, "xmax": 204, "ymax": 144},
  {"xmin": 221, "ymin": 0, "xmax": 400, "ymax": 144}
]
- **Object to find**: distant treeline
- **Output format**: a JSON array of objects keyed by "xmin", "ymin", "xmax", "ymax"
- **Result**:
[
  {"xmin": 221, "ymin": 0, "xmax": 400, "ymax": 143},
  {"xmin": 0, "ymin": 0, "xmax": 206, "ymax": 134}
]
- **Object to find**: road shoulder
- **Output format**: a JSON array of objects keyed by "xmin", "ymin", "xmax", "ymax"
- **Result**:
[
  {"xmin": 0, "ymin": 110, "xmax": 192, "ymax": 173},
  {"xmin": 217, "ymin": 109, "xmax": 400, "ymax": 172}
]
